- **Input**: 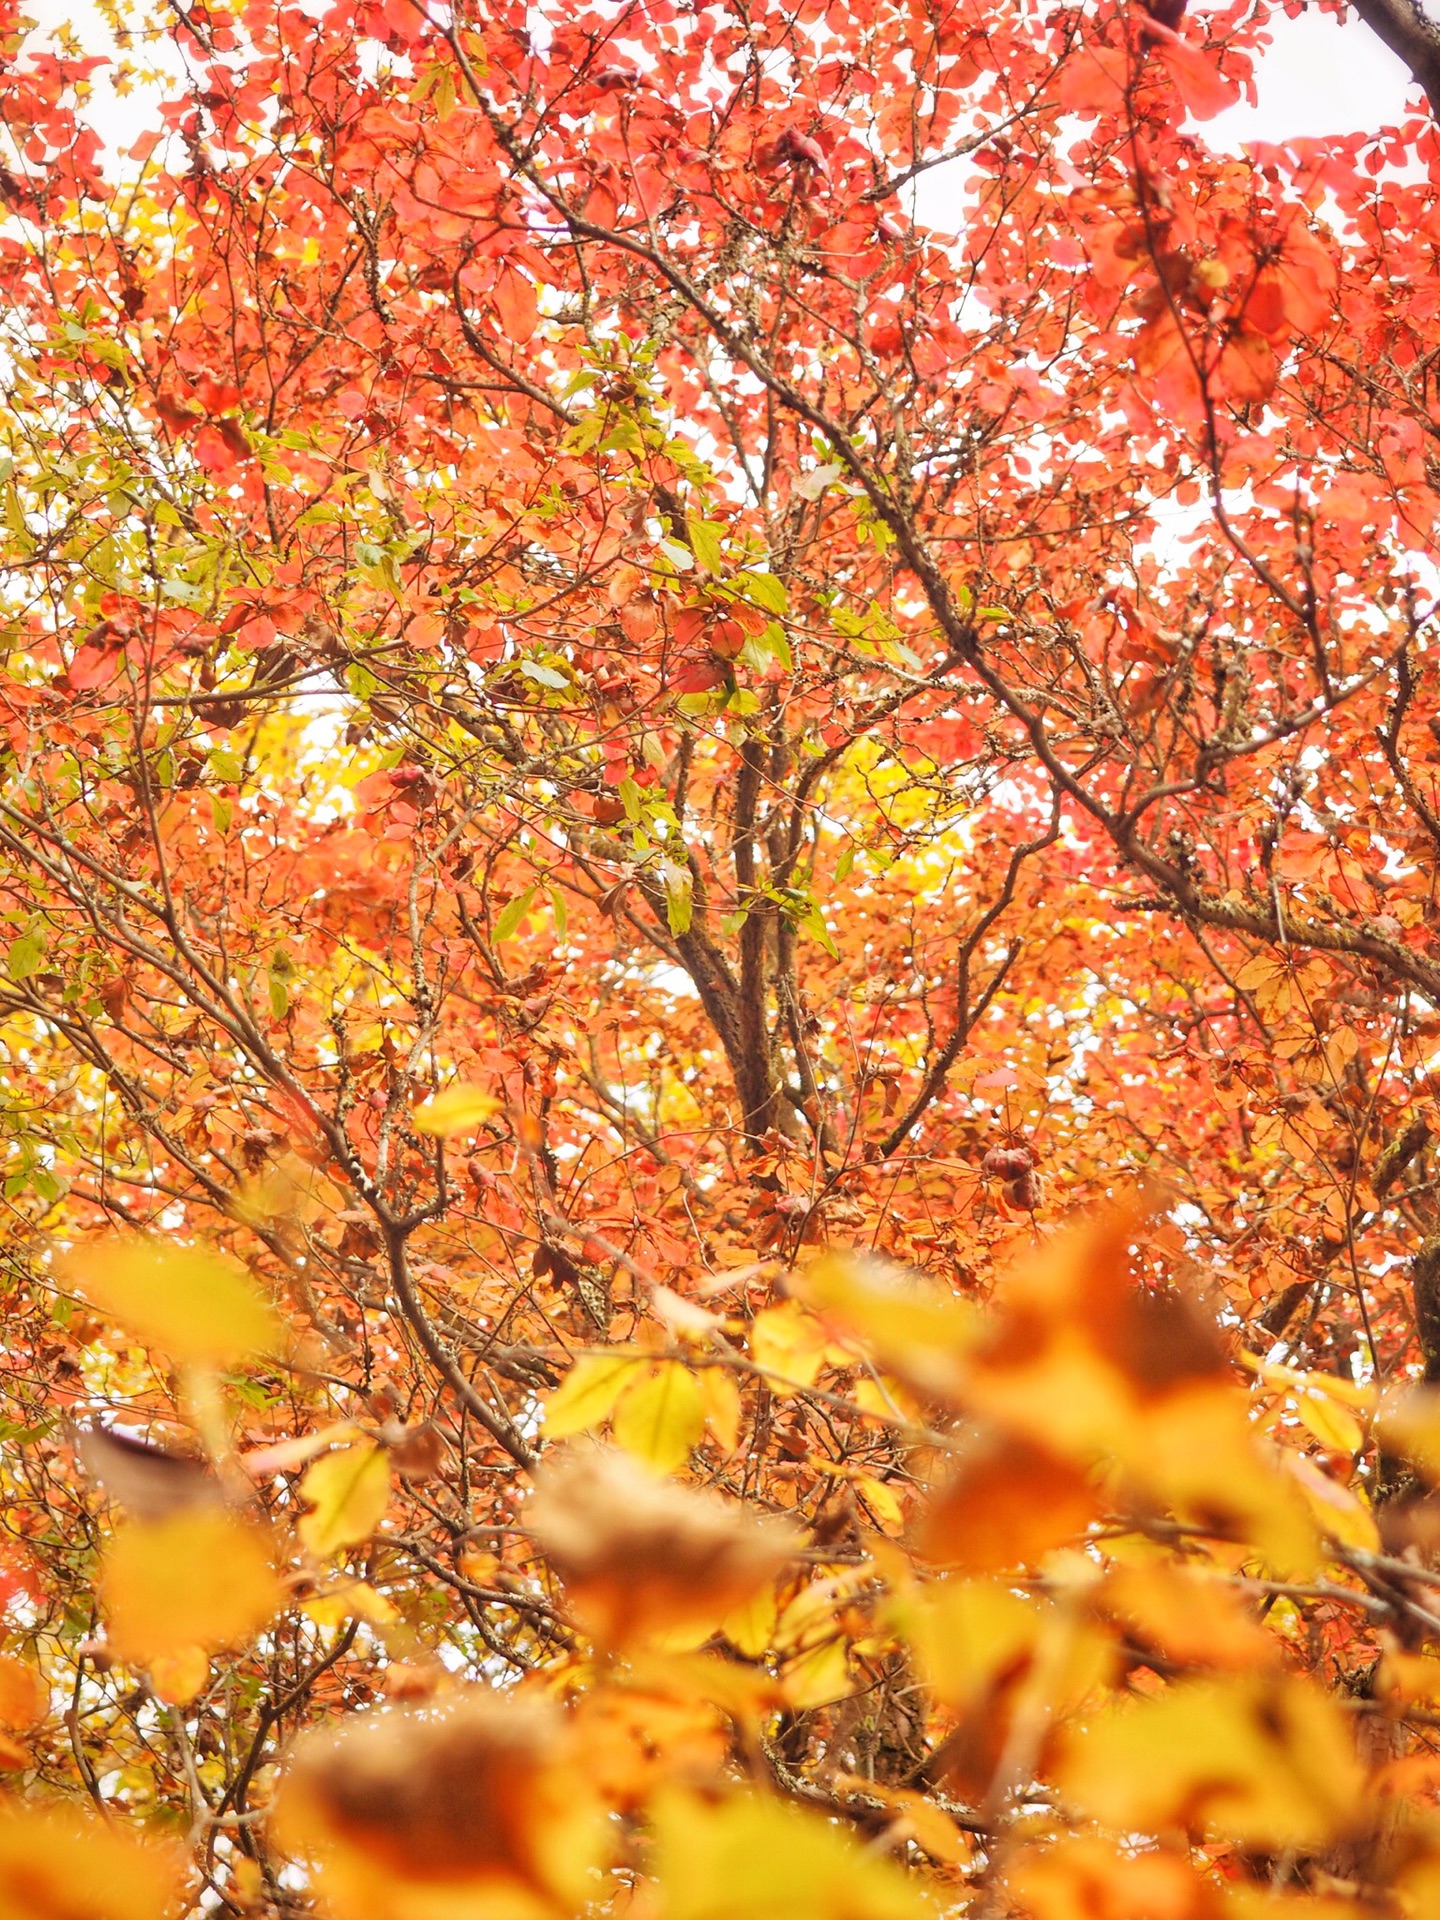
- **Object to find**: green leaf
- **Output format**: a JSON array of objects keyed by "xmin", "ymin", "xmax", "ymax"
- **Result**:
[
  {"xmin": 799, "ymin": 902, "xmax": 838, "ymax": 958},
  {"xmin": 518, "ymin": 658, "xmax": 569, "ymax": 691},
  {"xmin": 493, "ymin": 887, "xmax": 536, "ymax": 944},
  {"xmin": 739, "ymin": 570, "xmax": 788, "ymax": 614},
  {"xmin": 207, "ymin": 747, "xmax": 244, "ymax": 783},
  {"xmin": 5, "ymin": 928, "xmax": 45, "ymax": 982},
  {"xmin": 664, "ymin": 865, "xmax": 694, "ymax": 936},
  {"xmin": 549, "ymin": 885, "xmax": 569, "ymax": 943},
  {"xmin": 689, "ymin": 520, "xmax": 726, "ymax": 575}
]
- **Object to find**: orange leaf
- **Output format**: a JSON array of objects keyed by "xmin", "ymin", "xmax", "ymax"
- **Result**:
[
  {"xmin": 1150, "ymin": 25, "xmax": 1240, "ymax": 120},
  {"xmin": 493, "ymin": 262, "xmax": 539, "ymax": 343}
]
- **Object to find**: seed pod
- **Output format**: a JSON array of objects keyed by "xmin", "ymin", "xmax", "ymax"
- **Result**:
[
  {"xmin": 982, "ymin": 1145, "xmax": 1036, "ymax": 1180},
  {"xmin": 1004, "ymin": 1172, "xmax": 1042, "ymax": 1212}
]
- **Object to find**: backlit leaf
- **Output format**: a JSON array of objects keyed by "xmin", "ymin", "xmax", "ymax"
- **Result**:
[
  {"xmin": 60, "ymin": 1236, "xmax": 280, "ymax": 1367},
  {"xmin": 0, "ymin": 1656, "xmax": 46, "ymax": 1730},
  {"xmin": 612, "ymin": 1363, "xmax": 706, "ymax": 1473},
  {"xmin": 412, "ymin": 1084, "xmax": 503, "ymax": 1137},
  {"xmin": 1056, "ymin": 1674, "xmax": 1363, "ymax": 1849},
  {"xmin": 101, "ymin": 1510, "xmax": 283, "ymax": 1666},
  {"xmin": 298, "ymin": 1441, "xmax": 392, "ymax": 1558},
  {"xmin": 652, "ymin": 1789, "xmax": 933, "ymax": 1920},
  {"xmin": 493, "ymin": 887, "xmax": 536, "ymax": 944},
  {"xmin": 543, "ymin": 1352, "xmax": 646, "ymax": 1438},
  {"xmin": 749, "ymin": 1300, "xmax": 836, "ymax": 1394},
  {"xmin": 0, "ymin": 1802, "xmax": 185, "ymax": 1920}
]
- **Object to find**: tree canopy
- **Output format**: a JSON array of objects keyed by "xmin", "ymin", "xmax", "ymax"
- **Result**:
[{"xmin": 6, "ymin": 0, "xmax": 1440, "ymax": 1912}]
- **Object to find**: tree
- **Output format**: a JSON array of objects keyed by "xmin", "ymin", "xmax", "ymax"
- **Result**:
[{"xmin": 6, "ymin": 0, "xmax": 1440, "ymax": 1909}]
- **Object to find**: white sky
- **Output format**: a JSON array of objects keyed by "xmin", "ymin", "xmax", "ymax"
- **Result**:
[
  {"xmin": 916, "ymin": 3, "xmax": 1420, "ymax": 227},
  {"xmin": 1209, "ymin": 1, "xmax": 1416, "ymax": 144},
  {"xmin": 37, "ymin": 0, "xmax": 1429, "ymax": 182}
]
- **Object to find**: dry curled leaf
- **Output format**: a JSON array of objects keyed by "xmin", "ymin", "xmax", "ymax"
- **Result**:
[
  {"xmin": 77, "ymin": 1426, "xmax": 230, "ymax": 1520},
  {"xmin": 527, "ymin": 1447, "xmax": 800, "ymax": 1646},
  {"xmin": 272, "ymin": 1692, "xmax": 606, "ymax": 1920}
]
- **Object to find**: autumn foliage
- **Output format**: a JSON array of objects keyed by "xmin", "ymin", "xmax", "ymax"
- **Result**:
[{"xmin": 9, "ymin": 0, "xmax": 1440, "ymax": 1910}]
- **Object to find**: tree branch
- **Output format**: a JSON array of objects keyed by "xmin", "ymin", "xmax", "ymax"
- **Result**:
[{"xmin": 1350, "ymin": 0, "xmax": 1440, "ymax": 118}]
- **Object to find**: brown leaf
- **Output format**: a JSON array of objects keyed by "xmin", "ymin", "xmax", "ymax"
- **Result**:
[
  {"xmin": 920, "ymin": 1434, "xmax": 1100, "ymax": 1571},
  {"xmin": 527, "ymin": 1447, "xmax": 800, "ymax": 1646},
  {"xmin": 273, "ymin": 1692, "xmax": 606, "ymax": 1918},
  {"xmin": 77, "ymin": 1427, "xmax": 229, "ymax": 1521}
]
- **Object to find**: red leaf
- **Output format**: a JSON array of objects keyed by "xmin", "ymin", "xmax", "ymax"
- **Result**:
[
  {"xmin": 493, "ymin": 263, "xmax": 538, "ymax": 344},
  {"xmin": 1149, "ymin": 24, "xmax": 1240, "ymax": 120}
]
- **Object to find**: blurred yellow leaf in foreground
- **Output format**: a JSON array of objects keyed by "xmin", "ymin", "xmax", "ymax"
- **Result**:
[
  {"xmin": 60, "ymin": 1235, "xmax": 279, "ymax": 1367},
  {"xmin": 651, "ymin": 1789, "xmax": 934, "ymax": 1920},
  {"xmin": 1055, "ymin": 1673, "xmax": 1363, "ymax": 1850},
  {"xmin": 0, "ymin": 1799, "xmax": 184, "ymax": 1920},
  {"xmin": 101, "ymin": 1509, "xmax": 283, "ymax": 1667}
]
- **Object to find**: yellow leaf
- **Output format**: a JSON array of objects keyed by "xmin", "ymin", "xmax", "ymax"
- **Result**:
[
  {"xmin": 61, "ymin": 1235, "xmax": 279, "ymax": 1367},
  {"xmin": 1099, "ymin": 1562, "xmax": 1278, "ymax": 1672},
  {"xmin": 0, "ymin": 1800, "xmax": 185, "ymax": 1920},
  {"xmin": 721, "ymin": 1586, "xmax": 779, "ymax": 1659},
  {"xmin": 651, "ymin": 1789, "xmax": 933, "ymax": 1920},
  {"xmin": 102, "ymin": 1511, "xmax": 282, "ymax": 1666},
  {"xmin": 1131, "ymin": 1388, "xmax": 1322, "ymax": 1579},
  {"xmin": 855, "ymin": 1473, "xmax": 905, "ymax": 1534},
  {"xmin": 894, "ymin": 1576, "xmax": 1043, "ymax": 1711},
  {"xmin": 1056, "ymin": 1673, "xmax": 1363, "ymax": 1849},
  {"xmin": 298, "ymin": 1441, "xmax": 392, "ymax": 1557},
  {"xmin": 1377, "ymin": 1385, "xmax": 1440, "ymax": 1481},
  {"xmin": 796, "ymin": 1252, "xmax": 977, "ymax": 1401},
  {"xmin": 831, "ymin": 1779, "xmax": 973, "ymax": 1868},
  {"xmin": 611, "ymin": 1362, "xmax": 705, "ymax": 1473},
  {"xmin": 342, "ymin": 1579, "xmax": 400, "ymax": 1626},
  {"xmin": 1253, "ymin": 1359, "xmax": 1376, "ymax": 1414},
  {"xmin": 148, "ymin": 1646, "xmax": 210, "ymax": 1705},
  {"xmin": 750, "ymin": 1301, "xmax": 833, "ymax": 1394},
  {"xmin": 542, "ymin": 1351, "xmax": 645, "ymax": 1439},
  {"xmin": 1293, "ymin": 1387, "xmax": 1364, "ymax": 1456},
  {"xmin": 1286, "ymin": 1453, "xmax": 1380, "ymax": 1554},
  {"xmin": 412, "ymin": 1083, "xmax": 502, "ymax": 1137},
  {"xmin": 780, "ymin": 1634, "xmax": 853, "ymax": 1709},
  {"xmin": 0, "ymin": 1656, "xmax": 47, "ymax": 1729},
  {"xmin": 890, "ymin": 1797, "xmax": 973, "ymax": 1869},
  {"xmin": 1380, "ymin": 1647, "xmax": 1440, "ymax": 1708},
  {"xmin": 699, "ymin": 1365, "xmax": 743, "ymax": 1453},
  {"xmin": 302, "ymin": 1577, "xmax": 399, "ymax": 1631},
  {"xmin": 852, "ymin": 1374, "xmax": 915, "ymax": 1424}
]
